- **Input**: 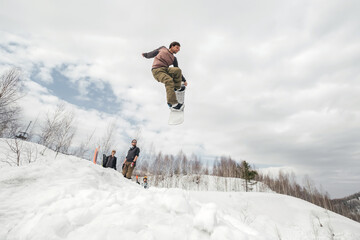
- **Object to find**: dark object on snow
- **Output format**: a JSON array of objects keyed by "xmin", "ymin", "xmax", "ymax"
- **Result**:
[
  {"xmin": 16, "ymin": 121, "xmax": 32, "ymax": 140},
  {"xmin": 122, "ymin": 162, "xmax": 134, "ymax": 179},
  {"xmin": 142, "ymin": 176, "xmax": 149, "ymax": 189},
  {"xmin": 102, "ymin": 154, "xmax": 107, "ymax": 167},
  {"xmin": 123, "ymin": 141, "xmax": 140, "ymax": 179},
  {"xmin": 125, "ymin": 146, "xmax": 140, "ymax": 163},
  {"xmin": 103, "ymin": 155, "xmax": 117, "ymax": 170}
]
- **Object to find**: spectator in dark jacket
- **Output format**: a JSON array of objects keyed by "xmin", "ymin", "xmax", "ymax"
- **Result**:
[
  {"xmin": 103, "ymin": 150, "xmax": 117, "ymax": 170},
  {"xmin": 122, "ymin": 139, "xmax": 140, "ymax": 179}
]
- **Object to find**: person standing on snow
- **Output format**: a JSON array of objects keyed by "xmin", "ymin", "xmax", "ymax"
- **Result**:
[
  {"xmin": 142, "ymin": 176, "xmax": 149, "ymax": 189},
  {"xmin": 122, "ymin": 139, "xmax": 140, "ymax": 179},
  {"xmin": 142, "ymin": 41, "xmax": 188, "ymax": 111},
  {"xmin": 103, "ymin": 150, "xmax": 117, "ymax": 170}
]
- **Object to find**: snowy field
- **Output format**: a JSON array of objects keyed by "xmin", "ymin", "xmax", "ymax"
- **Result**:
[{"xmin": 1, "ymin": 139, "xmax": 360, "ymax": 240}]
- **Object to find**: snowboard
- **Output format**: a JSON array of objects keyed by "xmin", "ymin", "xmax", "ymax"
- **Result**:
[{"xmin": 168, "ymin": 86, "xmax": 185, "ymax": 125}]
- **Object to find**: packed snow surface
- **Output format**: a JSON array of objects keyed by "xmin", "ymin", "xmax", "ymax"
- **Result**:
[{"xmin": 1, "ymin": 141, "xmax": 360, "ymax": 240}]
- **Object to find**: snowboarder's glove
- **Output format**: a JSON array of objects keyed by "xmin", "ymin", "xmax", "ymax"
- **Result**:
[
  {"xmin": 131, "ymin": 162, "xmax": 135, "ymax": 167},
  {"xmin": 122, "ymin": 163, "xmax": 125, "ymax": 169}
]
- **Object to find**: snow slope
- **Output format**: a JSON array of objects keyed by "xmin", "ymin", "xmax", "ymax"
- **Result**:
[{"xmin": 1, "ymin": 140, "xmax": 360, "ymax": 240}]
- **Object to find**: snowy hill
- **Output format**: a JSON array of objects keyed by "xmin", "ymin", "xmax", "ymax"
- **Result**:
[{"xmin": 1, "ymin": 140, "xmax": 360, "ymax": 240}]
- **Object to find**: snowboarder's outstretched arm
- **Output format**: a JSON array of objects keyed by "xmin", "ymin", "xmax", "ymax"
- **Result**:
[{"xmin": 142, "ymin": 46, "xmax": 165, "ymax": 58}]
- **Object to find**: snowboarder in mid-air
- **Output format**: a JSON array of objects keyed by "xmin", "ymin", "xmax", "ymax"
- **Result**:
[{"xmin": 142, "ymin": 41, "xmax": 187, "ymax": 111}]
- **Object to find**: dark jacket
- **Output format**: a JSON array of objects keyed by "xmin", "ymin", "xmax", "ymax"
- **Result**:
[
  {"xmin": 103, "ymin": 155, "xmax": 117, "ymax": 170},
  {"xmin": 125, "ymin": 146, "xmax": 140, "ymax": 166}
]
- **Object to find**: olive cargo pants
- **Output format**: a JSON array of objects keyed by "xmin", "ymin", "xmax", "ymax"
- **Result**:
[
  {"xmin": 152, "ymin": 67, "xmax": 182, "ymax": 105},
  {"xmin": 122, "ymin": 162, "xmax": 135, "ymax": 179}
]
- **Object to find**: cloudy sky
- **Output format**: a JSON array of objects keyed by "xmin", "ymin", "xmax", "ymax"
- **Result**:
[{"xmin": 1, "ymin": 0, "xmax": 359, "ymax": 198}]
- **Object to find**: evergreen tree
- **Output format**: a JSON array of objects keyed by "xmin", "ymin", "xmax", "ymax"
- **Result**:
[{"xmin": 241, "ymin": 161, "xmax": 258, "ymax": 192}]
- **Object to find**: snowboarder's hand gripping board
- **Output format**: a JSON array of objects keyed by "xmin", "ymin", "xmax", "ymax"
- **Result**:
[{"xmin": 168, "ymin": 85, "xmax": 185, "ymax": 125}]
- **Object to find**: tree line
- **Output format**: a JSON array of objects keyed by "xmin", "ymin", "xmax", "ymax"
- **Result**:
[{"xmin": 134, "ymin": 153, "xmax": 258, "ymax": 192}]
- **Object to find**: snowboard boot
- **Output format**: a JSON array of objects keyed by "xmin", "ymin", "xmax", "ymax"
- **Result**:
[
  {"xmin": 170, "ymin": 103, "xmax": 184, "ymax": 111},
  {"xmin": 175, "ymin": 85, "xmax": 186, "ymax": 92}
]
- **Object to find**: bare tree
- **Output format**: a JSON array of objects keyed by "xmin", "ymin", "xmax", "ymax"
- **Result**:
[
  {"xmin": 190, "ymin": 154, "xmax": 202, "ymax": 175},
  {"xmin": 98, "ymin": 121, "xmax": 117, "ymax": 155},
  {"xmin": 202, "ymin": 160, "xmax": 209, "ymax": 175},
  {"xmin": 0, "ymin": 68, "xmax": 22, "ymax": 137},
  {"xmin": 134, "ymin": 126, "xmax": 142, "ymax": 143},
  {"xmin": 75, "ymin": 128, "xmax": 96, "ymax": 159},
  {"xmin": 5, "ymin": 127, "xmax": 24, "ymax": 166},
  {"xmin": 212, "ymin": 159, "xmax": 219, "ymax": 176},
  {"xmin": 25, "ymin": 142, "xmax": 38, "ymax": 164},
  {"xmin": 139, "ymin": 160, "xmax": 149, "ymax": 174},
  {"xmin": 38, "ymin": 103, "xmax": 77, "ymax": 156},
  {"xmin": 180, "ymin": 152, "xmax": 189, "ymax": 175},
  {"xmin": 173, "ymin": 152, "xmax": 181, "ymax": 175},
  {"xmin": 53, "ymin": 111, "xmax": 76, "ymax": 157},
  {"xmin": 211, "ymin": 156, "xmax": 244, "ymax": 179},
  {"xmin": 39, "ymin": 104, "xmax": 64, "ymax": 151},
  {"xmin": 303, "ymin": 174, "xmax": 316, "ymax": 203}
]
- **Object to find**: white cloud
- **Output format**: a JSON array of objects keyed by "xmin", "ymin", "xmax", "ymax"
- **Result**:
[{"xmin": 35, "ymin": 66, "xmax": 53, "ymax": 83}]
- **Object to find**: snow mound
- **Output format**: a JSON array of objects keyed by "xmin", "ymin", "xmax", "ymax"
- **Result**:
[
  {"xmin": 193, "ymin": 203, "xmax": 218, "ymax": 233},
  {"xmin": 1, "ymin": 140, "xmax": 360, "ymax": 240}
]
